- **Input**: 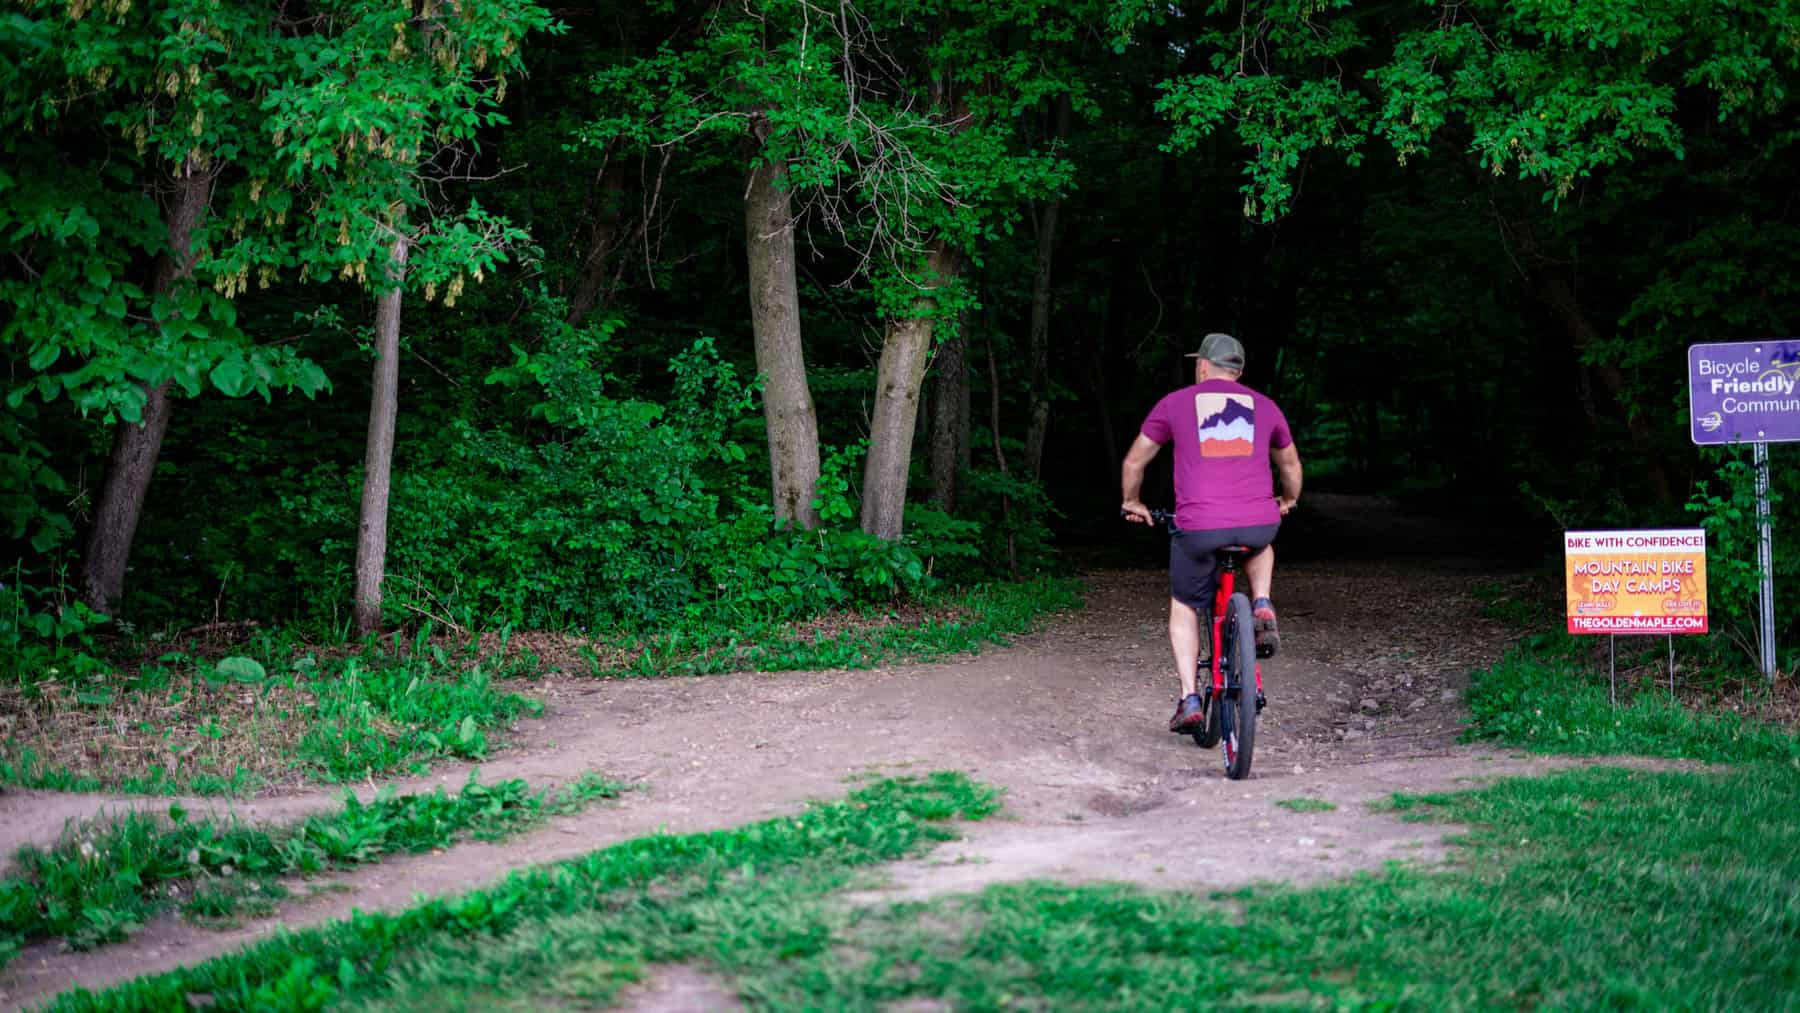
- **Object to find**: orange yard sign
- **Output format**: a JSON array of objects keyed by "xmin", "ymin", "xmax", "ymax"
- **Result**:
[{"xmin": 1564, "ymin": 529, "xmax": 1708, "ymax": 634}]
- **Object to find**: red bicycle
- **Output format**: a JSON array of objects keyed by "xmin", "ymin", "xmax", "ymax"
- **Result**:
[{"xmin": 1136, "ymin": 508, "xmax": 1266, "ymax": 780}]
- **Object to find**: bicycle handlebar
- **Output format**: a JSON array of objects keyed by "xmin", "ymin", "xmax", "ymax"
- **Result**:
[{"xmin": 1120, "ymin": 507, "xmax": 1178, "ymax": 530}]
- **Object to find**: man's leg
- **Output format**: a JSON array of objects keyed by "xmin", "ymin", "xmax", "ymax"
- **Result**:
[
  {"xmin": 1246, "ymin": 543, "xmax": 1280, "ymax": 655},
  {"xmin": 1169, "ymin": 596, "xmax": 1201, "ymax": 699},
  {"xmin": 1167, "ymin": 535, "xmax": 1217, "ymax": 731},
  {"xmin": 1246, "ymin": 544, "xmax": 1274, "ymax": 601}
]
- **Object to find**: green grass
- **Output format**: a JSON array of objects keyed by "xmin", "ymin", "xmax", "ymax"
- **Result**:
[
  {"xmin": 617, "ymin": 575, "xmax": 1083, "ymax": 676},
  {"xmin": 48, "ymin": 764, "xmax": 1800, "ymax": 1011},
  {"xmin": 0, "ymin": 748, "xmax": 256, "ymax": 796},
  {"xmin": 736, "ymin": 763, "xmax": 1799, "ymax": 1010},
  {"xmin": 1274, "ymin": 797, "xmax": 1336, "ymax": 813},
  {"xmin": 0, "ymin": 772, "xmax": 623, "ymax": 965},
  {"xmin": 41, "ymin": 772, "xmax": 1000, "ymax": 1012},
  {"xmin": 1465, "ymin": 634, "xmax": 1800, "ymax": 762}
]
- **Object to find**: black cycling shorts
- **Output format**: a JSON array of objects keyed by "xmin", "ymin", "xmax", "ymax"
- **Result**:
[{"xmin": 1169, "ymin": 522, "xmax": 1281, "ymax": 611}]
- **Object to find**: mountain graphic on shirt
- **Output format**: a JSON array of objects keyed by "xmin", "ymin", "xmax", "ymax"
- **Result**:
[{"xmin": 1194, "ymin": 392, "xmax": 1255, "ymax": 458}]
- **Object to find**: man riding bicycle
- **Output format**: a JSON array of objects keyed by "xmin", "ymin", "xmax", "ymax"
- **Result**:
[{"xmin": 1120, "ymin": 332, "xmax": 1303, "ymax": 733}]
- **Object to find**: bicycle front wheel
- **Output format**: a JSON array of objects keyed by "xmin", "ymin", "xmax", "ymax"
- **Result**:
[{"xmin": 1221, "ymin": 592, "xmax": 1257, "ymax": 780}]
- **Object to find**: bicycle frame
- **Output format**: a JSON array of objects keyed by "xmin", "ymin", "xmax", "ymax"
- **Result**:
[{"xmin": 1206, "ymin": 555, "xmax": 1264, "ymax": 701}]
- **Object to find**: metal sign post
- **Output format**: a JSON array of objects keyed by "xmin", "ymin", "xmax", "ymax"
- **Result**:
[
  {"xmin": 1688, "ymin": 339, "xmax": 1797, "ymax": 681},
  {"xmin": 1605, "ymin": 634, "xmax": 1677, "ymax": 706},
  {"xmin": 1755, "ymin": 441, "xmax": 1777, "ymax": 679},
  {"xmin": 1566, "ymin": 529, "xmax": 1707, "ymax": 702}
]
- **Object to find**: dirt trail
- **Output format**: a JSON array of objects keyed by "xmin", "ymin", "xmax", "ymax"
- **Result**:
[{"xmin": 2, "ymin": 494, "xmax": 1554, "ymax": 1011}]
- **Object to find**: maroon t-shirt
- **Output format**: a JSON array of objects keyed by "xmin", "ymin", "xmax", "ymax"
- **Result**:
[{"xmin": 1140, "ymin": 379, "xmax": 1292, "ymax": 531}]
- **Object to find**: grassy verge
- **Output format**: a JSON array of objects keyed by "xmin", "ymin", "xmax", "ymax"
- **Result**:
[
  {"xmin": 612, "ymin": 574, "xmax": 1083, "ymax": 677},
  {"xmin": 1, "ymin": 632, "xmax": 543, "ymax": 796},
  {"xmin": 731, "ymin": 763, "xmax": 1798, "ymax": 1010},
  {"xmin": 42, "ymin": 772, "xmax": 1000, "ymax": 1012},
  {"xmin": 1465, "ymin": 633, "xmax": 1800, "ymax": 762},
  {"xmin": 0, "ymin": 772, "xmax": 622, "ymax": 967},
  {"xmin": 48, "ymin": 764, "xmax": 1798, "ymax": 1010}
]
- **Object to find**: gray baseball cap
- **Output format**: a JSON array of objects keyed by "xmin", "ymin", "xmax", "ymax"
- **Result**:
[{"xmin": 1185, "ymin": 332, "xmax": 1245, "ymax": 371}]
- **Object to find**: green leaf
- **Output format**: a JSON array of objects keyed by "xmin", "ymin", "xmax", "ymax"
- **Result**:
[
  {"xmin": 458, "ymin": 715, "xmax": 477, "ymax": 744},
  {"xmin": 210, "ymin": 354, "xmax": 251, "ymax": 398},
  {"xmin": 217, "ymin": 656, "xmax": 267, "ymax": 683},
  {"xmin": 174, "ymin": 363, "xmax": 205, "ymax": 398}
]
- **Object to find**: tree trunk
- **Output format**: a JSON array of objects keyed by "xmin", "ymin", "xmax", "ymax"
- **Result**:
[
  {"xmin": 862, "ymin": 243, "xmax": 961, "ymax": 540},
  {"xmin": 565, "ymin": 159, "xmax": 628, "ymax": 327},
  {"xmin": 81, "ymin": 162, "xmax": 215, "ymax": 615},
  {"xmin": 744, "ymin": 154, "xmax": 821, "ymax": 529},
  {"xmin": 928, "ymin": 320, "xmax": 968, "ymax": 510},
  {"xmin": 1086, "ymin": 333, "xmax": 1118, "ymax": 486},
  {"xmin": 353, "ymin": 234, "xmax": 412, "ymax": 637},
  {"xmin": 957, "ymin": 327, "xmax": 972, "ymax": 475},
  {"xmin": 1537, "ymin": 276, "xmax": 1674, "ymax": 506},
  {"xmin": 1023, "ymin": 95, "xmax": 1069, "ymax": 479},
  {"xmin": 985, "ymin": 327, "xmax": 1017, "ymax": 576}
]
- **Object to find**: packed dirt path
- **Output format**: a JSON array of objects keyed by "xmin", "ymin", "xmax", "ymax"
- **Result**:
[{"xmin": 3, "ymin": 493, "xmax": 1558, "ymax": 1011}]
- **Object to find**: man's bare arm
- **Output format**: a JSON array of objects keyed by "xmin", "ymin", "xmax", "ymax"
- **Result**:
[
  {"xmin": 1120, "ymin": 434, "xmax": 1163, "ymax": 524},
  {"xmin": 1273, "ymin": 442, "xmax": 1303, "ymax": 515}
]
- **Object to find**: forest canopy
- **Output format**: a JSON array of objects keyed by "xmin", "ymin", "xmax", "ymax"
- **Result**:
[{"xmin": 3, "ymin": 0, "xmax": 1796, "ymax": 671}]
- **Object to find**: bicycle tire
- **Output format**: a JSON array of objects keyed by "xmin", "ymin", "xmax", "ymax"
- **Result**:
[
  {"xmin": 1220, "ymin": 592, "xmax": 1257, "ymax": 780},
  {"xmin": 1191, "ymin": 661, "xmax": 1222, "ymax": 748},
  {"xmin": 1195, "ymin": 687, "xmax": 1224, "ymax": 748}
]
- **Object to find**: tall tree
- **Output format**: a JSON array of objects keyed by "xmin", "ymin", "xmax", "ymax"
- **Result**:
[
  {"xmin": 862, "ymin": 242, "xmax": 963, "ymax": 538},
  {"xmin": 353, "ymin": 232, "xmax": 411, "ymax": 636},
  {"xmin": 257, "ymin": 0, "xmax": 547, "ymax": 634},
  {"xmin": 927, "ymin": 313, "xmax": 971, "ymax": 509},
  {"xmin": 586, "ymin": 3, "xmax": 854, "ymax": 529},
  {"xmin": 82, "ymin": 163, "xmax": 216, "ymax": 614},
  {"xmin": 1023, "ymin": 94, "xmax": 1071, "ymax": 479},
  {"xmin": 850, "ymin": 0, "xmax": 1088, "ymax": 539},
  {"xmin": 1, "ymin": 1, "xmax": 330, "ymax": 615},
  {"xmin": 744, "ymin": 146, "xmax": 823, "ymax": 528}
]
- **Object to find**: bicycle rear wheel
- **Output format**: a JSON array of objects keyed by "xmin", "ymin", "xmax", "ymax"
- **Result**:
[{"xmin": 1220, "ymin": 592, "xmax": 1257, "ymax": 780}]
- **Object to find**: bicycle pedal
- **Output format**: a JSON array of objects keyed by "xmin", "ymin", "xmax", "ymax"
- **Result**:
[{"xmin": 1255, "ymin": 693, "xmax": 1267, "ymax": 713}]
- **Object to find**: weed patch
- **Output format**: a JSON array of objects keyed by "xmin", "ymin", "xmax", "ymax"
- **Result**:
[
  {"xmin": 1274, "ymin": 797, "xmax": 1335, "ymax": 813},
  {"xmin": 1465, "ymin": 634, "xmax": 1800, "ymax": 762},
  {"xmin": 41, "ymin": 772, "xmax": 999, "ymax": 1011},
  {"xmin": 1, "ymin": 631, "xmax": 541, "ymax": 794},
  {"xmin": 1, "ymin": 773, "xmax": 622, "ymax": 963}
]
